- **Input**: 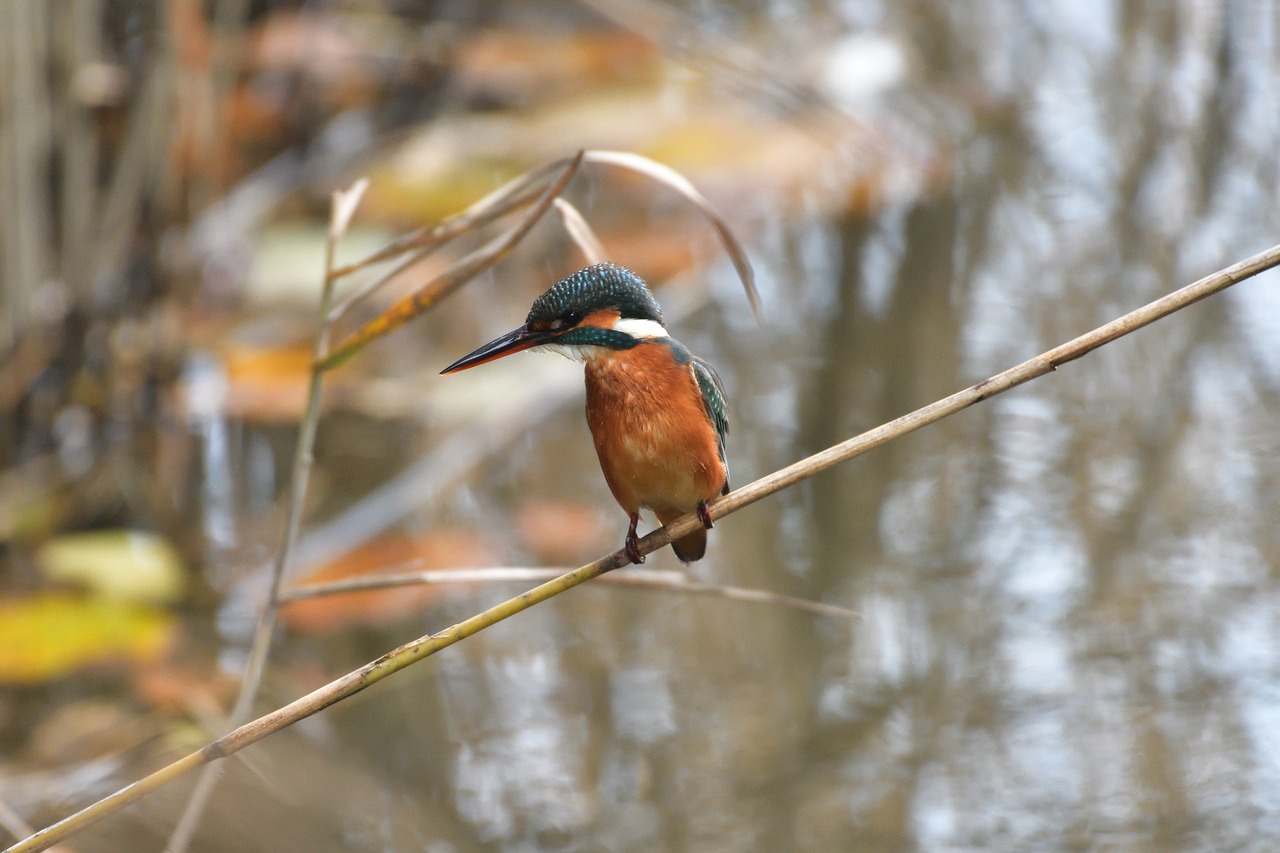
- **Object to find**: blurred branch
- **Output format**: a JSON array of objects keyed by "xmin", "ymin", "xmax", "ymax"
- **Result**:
[
  {"xmin": 91, "ymin": 19, "xmax": 175, "ymax": 293},
  {"xmin": 279, "ymin": 565, "xmax": 861, "ymax": 622},
  {"xmin": 12, "ymin": 241, "xmax": 1279, "ymax": 853}
]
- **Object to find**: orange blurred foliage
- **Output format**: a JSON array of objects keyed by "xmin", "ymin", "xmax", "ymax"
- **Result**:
[
  {"xmin": 515, "ymin": 499, "xmax": 613, "ymax": 565},
  {"xmin": 281, "ymin": 531, "xmax": 493, "ymax": 635}
]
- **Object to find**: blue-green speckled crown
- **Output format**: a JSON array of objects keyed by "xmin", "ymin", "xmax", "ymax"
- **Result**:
[{"xmin": 527, "ymin": 263, "xmax": 664, "ymax": 325}]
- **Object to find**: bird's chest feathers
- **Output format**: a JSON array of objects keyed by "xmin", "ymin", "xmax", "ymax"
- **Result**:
[
  {"xmin": 583, "ymin": 346, "xmax": 719, "ymax": 512},
  {"xmin": 586, "ymin": 348, "xmax": 690, "ymax": 454}
]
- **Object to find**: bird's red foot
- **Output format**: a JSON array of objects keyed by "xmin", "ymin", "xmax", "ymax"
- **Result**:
[
  {"xmin": 625, "ymin": 515, "xmax": 645, "ymax": 564},
  {"xmin": 697, "ymin": 500, "xmax": 714, "ymax": 530}
]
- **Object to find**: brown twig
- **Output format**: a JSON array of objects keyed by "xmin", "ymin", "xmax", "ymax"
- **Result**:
[
  {"xmin": 324, "ymin": 158, "xmax": 584, "ymax": 323},
  {"xmin": 10, "ymin": 241, "xmax": 1278, "ymax": 853}
]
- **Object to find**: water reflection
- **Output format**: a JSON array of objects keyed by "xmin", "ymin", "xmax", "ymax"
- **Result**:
[
  {"xmin": 547, "ymin": 1, "xmax": 1280, "ymax": 848},
  {"xmin": 313, "ymin": 2, "xmax": 1280, "ymax": 847},
  {"xmin": 11, "ymin": 1, "xmax": 1280, "ymax": 850}
]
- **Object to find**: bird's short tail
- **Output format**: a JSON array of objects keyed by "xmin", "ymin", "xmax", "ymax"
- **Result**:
[{"xmin": 658, "ymin": 511, "xmax": 707, "ymax": 563}]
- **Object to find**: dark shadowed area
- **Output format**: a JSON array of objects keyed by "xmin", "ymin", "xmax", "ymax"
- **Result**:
[{"xmin": 3, "ymin": 1, "xmax": 1280, "ymax": 851}]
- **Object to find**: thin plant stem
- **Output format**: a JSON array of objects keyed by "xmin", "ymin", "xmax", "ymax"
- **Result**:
[
  {"xmin": 322, "ymin": 149, "xmax": 759, "ymax": 350},
  {"xmin": 162, "ymin": 181, "xmax": 368, "ymax": 853},
  {"xmin": 278, "ymin": 565, "xmax": 861, "ymax": 621},
  {"xmin": 9, "ymin": 242, "xmax": 1280, "ymax": 853}
]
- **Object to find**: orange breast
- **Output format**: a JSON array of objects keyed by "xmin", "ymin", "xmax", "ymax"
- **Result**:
[{"xmin": 584, "ymin": 342, "xmax": 726, "ymax": 518}]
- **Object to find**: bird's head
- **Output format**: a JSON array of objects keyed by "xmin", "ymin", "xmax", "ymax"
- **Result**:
[{"xmin": 440, "ymin": 263, "xmax": 669, "ymax": 373}]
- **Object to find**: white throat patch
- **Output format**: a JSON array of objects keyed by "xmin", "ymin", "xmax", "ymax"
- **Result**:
[{"xmin": 612, "ymin": 318, "xmax": 669, "ymax": 340}]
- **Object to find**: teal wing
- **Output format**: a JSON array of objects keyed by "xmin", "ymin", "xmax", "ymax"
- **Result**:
[{"xmin": 691, "ymin": 357, "xmax": 730, "ymax": 493}]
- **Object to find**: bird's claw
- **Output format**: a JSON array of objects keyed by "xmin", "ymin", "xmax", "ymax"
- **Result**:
[
  {"xmin": 625, "ymin": 532, "xmax": 645, "ymax": 565},
  {"xmin": 625, "ymin": 515, "xmax": 645, "ymax": 564},
  {"xmin": 697, "ymin": 501, "xmax": 714, "ymax": 530}
]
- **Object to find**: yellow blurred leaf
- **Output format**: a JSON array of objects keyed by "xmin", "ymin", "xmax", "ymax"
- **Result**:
[
  {"xmin": 38, "ymin": 530, "xmax": 187, "ymax": 605},
  {"xmin": 0, "ymin": 595, "xmax": 175, "ymax": 684},
  {"xmin": 452, "ymin": 28, "xmax": 661, "ymax": 102},
  {"xmin": 218, "ymin": 338, "xmax": 316, "ymax": 421}
]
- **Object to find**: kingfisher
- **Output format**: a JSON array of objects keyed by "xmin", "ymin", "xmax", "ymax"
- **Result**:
[{"xmin": 441, "ymin": 262, "xmax": 729, "ymax": 564}]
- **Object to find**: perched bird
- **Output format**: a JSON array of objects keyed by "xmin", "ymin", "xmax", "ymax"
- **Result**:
[{"xmin": 441, "ymin": 263, "xmax": 729, "ymax": 564}]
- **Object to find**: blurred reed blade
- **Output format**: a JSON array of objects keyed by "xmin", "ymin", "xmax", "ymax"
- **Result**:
[
  {"xmin": 326, "ymin": 156, "xmax": 583, "ymax": 323},
  {"xmin": 328, "ymin": 155, "xmax": 582, "ymax": 282},
  {"xmin": 583, "ymin": 149, "xmax": 762, "ymax": 322},
  {"xmin": 329, "ymin": 178, "xmax": 369, "ymax": 241},
  {"xmin": 317, "ymin": 151, "xmax": 584, "ymax": 370},
  {"xmin": 0, "ymin": 794, "xmax": 35, "ymax": 843},
  {"xmin": 56, "ymin": 0, "xmax": 102, "ymax": 300},
  {"xmin": 553, "ymin": 198, "xmax": 608, "ymax": 265}
]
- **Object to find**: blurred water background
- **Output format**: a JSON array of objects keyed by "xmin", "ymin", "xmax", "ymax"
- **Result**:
[{"xmin": 3, "ymin": 1, "xmax": 1280, "ymax": 850}]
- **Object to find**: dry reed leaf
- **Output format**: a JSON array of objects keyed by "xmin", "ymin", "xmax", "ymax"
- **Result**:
[
  {"xmin": 553, "ymin": 198, "xmax": 608, "ymax": 265},
  {"xmin": 584, "ymin": 149, "xmax": 762, "ymax": 321},
  {"xmin": 318, "ymin": 152, "xmax": 583, "ymax": 370},
  {"xmin": 330, "ymin": 179, "xmax": 369, "ymax": 241}
]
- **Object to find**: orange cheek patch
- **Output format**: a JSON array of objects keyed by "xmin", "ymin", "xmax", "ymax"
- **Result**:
[{"xmin": 582, "ymin": 307, "xmax": 621, "ymax": 329}]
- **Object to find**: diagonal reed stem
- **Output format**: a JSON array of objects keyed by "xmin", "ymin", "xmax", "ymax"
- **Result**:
[{"xmin": 9, "ymin": 242, "xmax": 1280, "ymax": 853}]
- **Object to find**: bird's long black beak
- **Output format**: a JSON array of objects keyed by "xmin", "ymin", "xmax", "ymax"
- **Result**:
[{"xmin": 440, "ymin": 324, "xmax": 554, "ymax": 374}]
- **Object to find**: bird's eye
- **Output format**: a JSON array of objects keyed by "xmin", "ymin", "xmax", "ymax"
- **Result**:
[{"xmin": 561, "ymin": 310, "xmax": 584, "ymax": 327}]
